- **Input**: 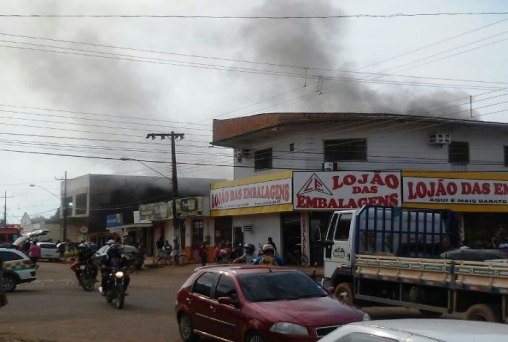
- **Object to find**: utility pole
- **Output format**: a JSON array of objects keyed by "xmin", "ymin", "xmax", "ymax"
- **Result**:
[
  {"xmin": 146, "ymin": 132, "xmax": 184, "ymax": 240},
  {"xmin": 63, "ymin": 171, "xmax": 67, "ymax": 241},
  {"xmin": 1, "ymin": 191, "xmax": 13, "ymax": 225},
  {"xmin": 56, "ymin": 172, "xmax": 68, "ymax": 241}
]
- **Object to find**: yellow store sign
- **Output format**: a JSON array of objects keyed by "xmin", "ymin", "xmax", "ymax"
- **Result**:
[{"xmin": 402, "ymin": 171, "xmax": 508, "ymax": 212}]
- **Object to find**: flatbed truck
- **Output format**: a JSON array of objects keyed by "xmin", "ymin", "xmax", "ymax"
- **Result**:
[{"xmin": 321, "ymin": 205, "xmax": 508, "ymax": 322}]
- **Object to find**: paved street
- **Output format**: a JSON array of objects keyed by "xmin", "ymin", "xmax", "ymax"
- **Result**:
[
  {"xmin": 1, "ymin": 261, "xmax": 452, "ymax": 342},
  {"xmin": 0, "ymin": 260, "xmax": 190, "ymax": 342}
]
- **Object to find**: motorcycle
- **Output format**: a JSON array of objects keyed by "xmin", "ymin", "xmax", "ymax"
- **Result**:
[
  {"xmin": 71, "ymin": 258, "xmax": 98, "ymax": 292},
  {"xmin": 78, "ymin": 260, "xmax": 98, "ymax": 292},
  {"xmin": 103, "ymin": 267, "xmax": 129, "ymax": 310}
]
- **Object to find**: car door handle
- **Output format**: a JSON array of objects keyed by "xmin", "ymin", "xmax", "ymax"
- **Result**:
[{"xmin": 209, "ymin": 305, "xmax": 216, "ymax": 312}]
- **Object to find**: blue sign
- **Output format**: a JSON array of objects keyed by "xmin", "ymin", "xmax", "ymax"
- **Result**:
[{"xmin": 106, "ymin": 213, "xmax": 123, "ymax": 227}]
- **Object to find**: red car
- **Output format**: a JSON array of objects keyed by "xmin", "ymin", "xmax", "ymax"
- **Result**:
[{"xmin": 175, "ymin": 265, "xmax": 368, "ymax": 342}]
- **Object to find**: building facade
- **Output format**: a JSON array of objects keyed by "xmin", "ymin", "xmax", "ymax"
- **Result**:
[
  {"xmin": 211, "ymin": 113, "xmax": 508, "ymax": 265},
  {"xmin": 60, "ymin": 174, "xmax": 222, "ymax": 256}
]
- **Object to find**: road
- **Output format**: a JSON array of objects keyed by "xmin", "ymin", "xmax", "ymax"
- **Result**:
[
  {"xmin": 0, "ymin": 261, "xmax": 453, "ymax": 342},
  {"xmin": 1, "ymin": 261, "xmax": 189, "ymax": 342}
]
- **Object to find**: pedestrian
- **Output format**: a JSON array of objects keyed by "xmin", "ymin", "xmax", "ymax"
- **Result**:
[
  {"xmin": 267, "ymin": 237, "xmax": 278, "ymax": 255},
  {"xmin": 199, "ymin": 241, "xmax": 208, "ymax": 266},
  {"xmin": 163, "ymin": 240, "xmax": 172, "ymax": 255},
  {"xmin": 172, "ymin": 238, "xmax": 180, "ymax": 265},
  {"xmin": 156, "ymin": 236, "xmax": 164, "ymax": 257},
  {"xmin": 28, "ymin": 240, "xmax": 41, "ymax": 268},
  {"xmin": 23, "ymin": 239, "xmax": 31, "ymax": 255},
  {"xmin": 214, "ymin": 242, "xmax": 222, "ymax": 262},
  {"xmin": 0, "ymin": 255, "xmax": 7, "ymax": 308}
]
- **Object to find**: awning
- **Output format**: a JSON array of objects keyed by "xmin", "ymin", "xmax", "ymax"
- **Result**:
[{"xmin": 106, "ymin": 222, "xmax": 152, "ymax": 235}]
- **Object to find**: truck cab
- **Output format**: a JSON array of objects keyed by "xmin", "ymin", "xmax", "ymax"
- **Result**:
[{"xmin": 323, "ymin": 210, "xmax": 356, "ymax": 280}]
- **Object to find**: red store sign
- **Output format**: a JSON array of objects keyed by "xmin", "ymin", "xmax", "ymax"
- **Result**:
[{"xmin": 293, "ymin": 171, "xmax": 401, "ymax": 210}]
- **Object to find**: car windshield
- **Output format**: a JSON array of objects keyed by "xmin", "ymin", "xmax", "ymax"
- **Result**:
[{"xmin": 237, "ymin": 271, "xmax": 327, "ymax": 302}]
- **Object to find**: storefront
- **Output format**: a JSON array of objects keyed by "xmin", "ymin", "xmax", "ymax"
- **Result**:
[
  {"xmin": 402, "ymin": 171, "xmax": 508, "ymax": 248},
  {"xmin": 293, "ymin": 171, "xmax": 402, "ymax": 265},
  {"xmin": 210, "ymin": 171, "xmax": 293, "ymax": 259}
]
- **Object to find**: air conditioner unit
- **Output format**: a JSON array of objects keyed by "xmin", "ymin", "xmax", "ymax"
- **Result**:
[
  {"xmin": 235, "ymin": 149, "xmax": 251, "ymax": 162},
  {"xmin": 322, "ymin": 162, "xmax": 338, "ymax": 171},
  {"xmin": 429, "ymin": 133, "xmax": 451, "ymax": 145},
  {"xmin": 241, "ymin": 149, "xmax": 251, "ymax": 158},
  {"xmin": 242, "ymin": 225, "xmax": 254, "ymax": 232}
]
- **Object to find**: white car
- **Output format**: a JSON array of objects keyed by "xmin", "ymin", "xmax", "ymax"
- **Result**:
[
  {"xmin": 320, "ymin": 319, "xmax": 508, "ymax": 342},
  {"xmin": 37, "ymin": 242, "xmax": 60, "ymax": 261},
  {"xmin": 0, "ymin": 247, "xmax": 37, "ymax": 291}
]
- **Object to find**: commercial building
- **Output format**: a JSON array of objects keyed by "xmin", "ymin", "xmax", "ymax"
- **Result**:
[
  {"xmin": 211, "ymin": 113, "xmax": 508, "ymax": 264},
  {"xmin": 60, "ymin": 174, "xmax": 221, "ymax": 256}
]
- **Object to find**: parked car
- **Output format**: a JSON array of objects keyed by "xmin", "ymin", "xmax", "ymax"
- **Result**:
[
  {"xmin": 175, "ymin": 265, "xmax": 369, "ymax": 342},
  {"xmin": 37, "ymin": 242, "xmax": 60, "ymax": 261},
  {"xmin": 0, "ymin": 247, "xmax": 37, "ymax": 291},
  {"xmin": 319, "ymin": 319, "xmax": 508, "ymax": 342}
]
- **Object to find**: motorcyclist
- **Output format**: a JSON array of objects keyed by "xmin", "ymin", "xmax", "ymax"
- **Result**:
[
  {"xmin": 233, "ymin": 243, "xmax": 256, "ymax": 264},
  {"xmin": 99, "ymin": 235, "xmax": 130, "ymax": 295},
  {"xmin": 70, "ymin": 241, "xmax": 97, "ymax": 283},
  {"xmin": 252, "ymin": 244, "xmax": 284, "ymax": 266}
]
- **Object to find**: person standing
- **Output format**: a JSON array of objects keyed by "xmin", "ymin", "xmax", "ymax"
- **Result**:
[
  {"xmin": 0, "ymin": 255, "xmax": 7, "ymax": 308},
  {"xmin": 199, "ymin": 241, "xmax": 208, "ymax": 266},
  {"xmin": 155, "ymin": 236, "xmax": 164, "ymax": 258},
  {"xmin": 28, "ymin": 241, "xmax": 41, "ymax": 268},
  {"xmin": 172, "ymin": 238, "xmax": 180, "ymax": 265},
  {"xmin": 267, "ymin": 237, "xmax": 278, "ymax": 255}
]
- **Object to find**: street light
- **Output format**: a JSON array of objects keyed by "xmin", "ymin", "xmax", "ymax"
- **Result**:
[
  {"xmin": 29, "ymin": 184, "xmax": 60, "ymax": 200},
  {"xmin": 119, "ymin": 157, "xmax": 172, "ymax": 182}
]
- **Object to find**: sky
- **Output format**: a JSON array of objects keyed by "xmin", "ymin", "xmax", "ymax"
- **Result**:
[{"xmin": 1, "ymin": 0, "xmax": 508, "ymax": 223}]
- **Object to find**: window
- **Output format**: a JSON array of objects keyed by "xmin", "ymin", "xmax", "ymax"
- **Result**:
[
  {"xmin": 75, "ymin": 193, "xmax": 87, "ymax": 215},
  {"xmin": 334, "ymin": 213, "xmax": 352, "ymax": 240},
  {"xmin": 254, "ymin": 148, "xmax": 272, "ymax": 170},
  {"xmin": 214, "ymin": 275, "xmax": 236, "ymax": 299},
  {"xmin": 449, "ymin": 141, "xmax": 469, "ymax": 164},
  {"xmin": 0, "ymin": 251, "xmax": 23, "ymax": 262},
  {"xmin": 192, "ymin": 272, "xmax": 216, "ymax": 297},
  {"xmin": 324, "ymin": 139, "xmax": 367, "ymax": 162},
  {"xmin": 504, "ymin": 146, "xmax": 508, "ymax": 167}
]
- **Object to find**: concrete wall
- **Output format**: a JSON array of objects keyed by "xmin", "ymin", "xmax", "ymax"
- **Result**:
[
  {"xmin": 234, "ymin": 121, "xmax": 508, "ymax": 179},
  {"xmin": 232, "ymin": 213, "xmax": 282, "ymax": 256}
]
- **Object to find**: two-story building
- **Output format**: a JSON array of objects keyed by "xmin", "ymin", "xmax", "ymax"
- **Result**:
[
  {"xmin": 211, "ymin": 112, "xmax": 508, "ymax": 265},
  {"xmin": 60, "ymin": 174, "xmax": 222, "ymax": 255}
]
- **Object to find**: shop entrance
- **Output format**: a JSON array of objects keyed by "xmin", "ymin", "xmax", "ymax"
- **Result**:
[
  {"xmin": 281, "ymin": 213, "xmax": 302, "ymax": 265},
  {"xmin": 309, "ymin": 212, "xmax": 333, "ymax": 266}
]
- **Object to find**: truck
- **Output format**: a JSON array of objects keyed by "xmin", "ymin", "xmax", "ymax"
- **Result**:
[{"xmin": 321, "ymin": 205, "xmax": 508, "ymax": 323}]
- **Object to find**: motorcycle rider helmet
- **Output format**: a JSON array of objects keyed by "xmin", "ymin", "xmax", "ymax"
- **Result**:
[
  {"xmin": 244, "ymin": 243, "xmax": 255, "ymax": 254},
  {"xmin": 262, "ymin": 244, "xmax": 274, "ymax": 254}
]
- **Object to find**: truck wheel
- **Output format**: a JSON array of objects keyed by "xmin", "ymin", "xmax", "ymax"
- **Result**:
[
  {"xmin": 335, "ymin": 282, "xmax": 354, "ymax": 305},
  {"xmin": 465, "ymin": 304, "xmax": 501, "ymax": 322},
  {"xmin": 418, "ymin": 309, "xmax": 441, "ymax": 318}
]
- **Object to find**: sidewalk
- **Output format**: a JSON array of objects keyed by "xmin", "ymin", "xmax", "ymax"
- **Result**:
[{"xmin": 143, "ymin": 257, "xmax": 324, "ymax": 279}]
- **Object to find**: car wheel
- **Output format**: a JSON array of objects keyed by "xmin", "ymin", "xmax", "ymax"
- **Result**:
[
  {"xmin": 465, "ymin": 304, "xmax": 501, "ymax": 322},
  {"xmin": 3, "ymin": 274, "xmax": 17, "ymax": 292},
  {"xmin": 245, "ymin": 331, "xmax": 265, "ymax": 342},
  {"xmin": 179, "ymin": 314, "xmax": 199, "ymax": 342},
  {"xmin": 334, "ymin": 282, "xmax": 354, "ymax": 305}
]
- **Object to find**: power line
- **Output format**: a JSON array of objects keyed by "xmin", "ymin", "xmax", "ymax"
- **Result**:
[{"xmin": 1, "ymin": 12, "xmax": 508, "ymax": 19}]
